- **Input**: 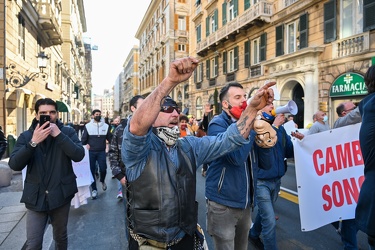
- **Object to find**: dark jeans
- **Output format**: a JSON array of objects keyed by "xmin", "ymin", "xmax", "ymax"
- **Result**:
[
  {"xmin": 25, "ymin": 202, "xmax": 71, "ymax": 250},
  {"xmin": 129, "ymin": 233, "xmax": 194, "ymax": 250},
  {"xmin": 89, "ymin": 150, "xmax": 107, "ymax": 191}
]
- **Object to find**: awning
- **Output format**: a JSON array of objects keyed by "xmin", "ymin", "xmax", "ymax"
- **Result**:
[
  {"xmin": 56, "ymin": 100, "xmax": 71, "ymax": 112},
  {"xmin": 71, "ymin": 108, "xmax": 82, "ymax": 115}
]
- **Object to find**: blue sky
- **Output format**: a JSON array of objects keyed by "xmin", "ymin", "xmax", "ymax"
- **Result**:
[{"xmin": 83, "ymin": 0, "xmax": 150, "ymax": 95}]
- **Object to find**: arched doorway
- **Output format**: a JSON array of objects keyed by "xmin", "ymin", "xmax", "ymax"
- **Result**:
[{"xmin": 292, "ymin": 84, "xmax": 304, "ymax": 128}]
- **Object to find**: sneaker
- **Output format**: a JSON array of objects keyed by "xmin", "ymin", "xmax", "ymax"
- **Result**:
[
  {"xmin": 91, "ymin": 190, "xmax": 98, "ymax": 199},
  {"xmin": 102, "ymin": 182, "xmax": 107, "ymax": 191},
  {"xmin": 248, "ymin": 235, "xmax": 264, "ymax": 249},
  {"xmin": 117, "ymin": 191, "xmax": 123, "ymax": 199}
]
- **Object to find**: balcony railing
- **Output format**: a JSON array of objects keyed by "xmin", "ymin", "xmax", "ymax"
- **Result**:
[
  {"xmin": 176, "ymin": 30, "xmax": 188, "ymax": 37},
  {"xmin": 197, "ymin": 0, "xmax": 272, "ymax": 53},
  {"xmin": 331, "ymin": 32, "xmax": 370, "ymax": 59}
]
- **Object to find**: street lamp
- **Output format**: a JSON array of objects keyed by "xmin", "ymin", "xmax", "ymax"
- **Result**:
[{"xmin": 7, "ymin": 52, "xmax": 49, "ymax": 88}]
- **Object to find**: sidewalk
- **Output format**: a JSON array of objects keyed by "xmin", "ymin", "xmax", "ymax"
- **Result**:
[{"xmin": 0, "ymin": 170, "xmax": 27, "ymax": 250}]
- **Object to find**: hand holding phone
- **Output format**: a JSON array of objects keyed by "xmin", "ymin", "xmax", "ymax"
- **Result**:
[{"xmin": 39, "ymin": 115, "xmax": 50, "ymax": 127}]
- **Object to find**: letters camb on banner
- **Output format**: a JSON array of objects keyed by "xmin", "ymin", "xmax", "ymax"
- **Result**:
[{"xmin": 293, "ymin": 123, "xmax": 364, "ymax": 231}]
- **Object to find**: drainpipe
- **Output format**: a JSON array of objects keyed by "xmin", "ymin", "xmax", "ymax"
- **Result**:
[{"xmin": 2, "ymin": 0, "xmax": 7, "ymax": 135}]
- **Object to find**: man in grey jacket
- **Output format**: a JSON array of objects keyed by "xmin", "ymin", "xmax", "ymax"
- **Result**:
[{"xmin": 9, "ymin": 98, "xmax": 85, "ymax": 249}]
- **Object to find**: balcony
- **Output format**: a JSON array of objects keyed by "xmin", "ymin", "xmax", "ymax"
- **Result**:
[
  {"xmin": 33, "ymin": 1, "xmax": 63, "ymax": 46},
  {"xmin": 197, "ymin": 0, "xmax": 272, "ymax": 55},
  {"xmin": 331, "ymin": 32, "xmax": 370, "ymax": 59},
  {"xmin": 176, "ymin": 30, "xmax": 188, "ymax": 38}
]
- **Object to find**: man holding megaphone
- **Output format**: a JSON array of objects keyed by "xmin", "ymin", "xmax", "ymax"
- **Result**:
[{"xmin": 249, "ymin": 102, "xmax": 304, "ymax": 249}]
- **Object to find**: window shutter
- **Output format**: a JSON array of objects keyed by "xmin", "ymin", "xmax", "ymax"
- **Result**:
[
  {"xmin": 234, "ymin": 46, "xmax": 238, "ymax": 70},
  {"xmin": 324, "ymin": 0, "xmax": 336, "ymax": 43},
  {"xmin": 174, "ymin": 14, "xmax": 178, "ymax": 30},
  {"xmin": 214, "ymin": 9, "xmax": 218, "ymax": 31},
  {"xmin": 206, "ymin": 60, "xmax": 210, "ymax": 79},
  {"xmin": 299, "ymin": 13, "xmax": 308, "ymax": 49},
  {"xmin": 276, "ymin": 25, "xmax": 284, "ymax": 57},
  {"xmin": 222, "ymin": 2, "xmax": 227, "ymax": 26},
  {"xmin": 364, "ymin": 0, "xmax": 375, "ymax": 31},
  {"xmin": 244, "ymin": 0, "xmax": 250, "ymax": 10},
  {"xmin": 223, "ymin": 51, "xmax": 227, "ymax": 74},
  {"xmin": 234, "ymin": 0, "xmax": 238, "ymax": 18},
  {"xmin": 206, "ymin": 17, "xmax": 210, "ymax": 37},
  {"xmin": 186, "ymin": 16, "xmax": 189, "ymax": 31},
  {"xmin": 200, "ymin": 63, "xmax": 204, "ymax": 81},
  {"xmin": 194, "ymin": 69, "xmax": 197, "ymax": 83},
  {"xmin": 244, "ymin": 40, "xmax": 250, "ymax": 68},
  {"xmin": 197, "ymin": 25, "xmax": 201, "ymax": 42},
  {"xmin": 260, "ymin": 33, "xmax": 267, "ymax": 61},
  {"xmin": 215, "ymin": 56, "xmax": 219, "ymax": 77}
]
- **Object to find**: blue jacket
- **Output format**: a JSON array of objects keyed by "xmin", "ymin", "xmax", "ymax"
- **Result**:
[
  {"xmin": 356, "ymin": 92, "xmax": 375, "ymax": 237},
  {"xmin": 205, "ymin": 111, "xmax": 255, "ymax": 209},
  {"xmin": 252, "ymin": 125, "xmax": 294, "ymax": 181}
]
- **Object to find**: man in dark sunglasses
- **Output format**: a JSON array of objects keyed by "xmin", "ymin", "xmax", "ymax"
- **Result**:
[{"xmin": 122, "ymin": 57, "xmax": 275, "ymax": 250}]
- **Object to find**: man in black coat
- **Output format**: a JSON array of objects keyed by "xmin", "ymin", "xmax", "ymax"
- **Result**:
[{"xmin": 9, "ymin": 98, "xmax": 85, "ymax": 250}]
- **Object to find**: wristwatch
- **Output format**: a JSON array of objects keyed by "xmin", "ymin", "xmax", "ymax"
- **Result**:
[{"xmin": 29, "ymin": 141, "xmax": 38, "ymax": 147}]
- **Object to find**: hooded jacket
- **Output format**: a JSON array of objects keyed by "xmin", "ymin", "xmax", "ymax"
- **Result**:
[{"xmin": 8, "ymin": 119, "xmax": 84, "ymax": 211}]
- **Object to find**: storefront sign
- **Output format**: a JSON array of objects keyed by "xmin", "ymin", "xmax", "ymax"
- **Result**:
[{"xmin": 329, "ymin": 73, "xmax": 367, "ymax": 97}]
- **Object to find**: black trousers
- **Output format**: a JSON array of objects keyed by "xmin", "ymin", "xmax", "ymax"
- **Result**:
[{"xmin": 129, "ymin": 233, "xmax": 194, "ymax": 250}]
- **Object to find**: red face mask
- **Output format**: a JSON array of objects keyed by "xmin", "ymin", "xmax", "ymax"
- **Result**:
[{"xmin": 228, "ymin": 101, "xmax": 247, "ymax": 120}]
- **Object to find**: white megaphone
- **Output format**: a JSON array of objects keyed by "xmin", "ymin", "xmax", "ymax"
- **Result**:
[{"xmin": 271, "ymin": 100, "xmax": 298, "ymax": 116}]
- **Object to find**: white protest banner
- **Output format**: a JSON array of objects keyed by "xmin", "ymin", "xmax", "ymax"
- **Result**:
[
  {"xmin": 72, "ymin": 147, "xmax": 93, "ymax": 187},
  {"xmin": 293, "ymin": 123, "xmax": 364, "ymax": 231}
]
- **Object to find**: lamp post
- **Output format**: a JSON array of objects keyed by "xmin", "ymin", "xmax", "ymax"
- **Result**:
[{"xmin": 6, "ymin": 52, "xmax": 49, "ymax": 88}]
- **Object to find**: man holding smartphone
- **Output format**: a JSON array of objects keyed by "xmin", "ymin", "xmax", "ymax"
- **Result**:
[{"xmin": 8, "ymin": 98, "xmax": 85, "ymax": 249}]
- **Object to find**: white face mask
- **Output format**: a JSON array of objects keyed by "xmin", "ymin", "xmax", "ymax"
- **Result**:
[
  {"xmin": 323, "ymin": 116, "xmax": 328, "ymax": 123},
  {"xmin": 155, "ymin": 126, "xmax": 180, "ymax": 146}
]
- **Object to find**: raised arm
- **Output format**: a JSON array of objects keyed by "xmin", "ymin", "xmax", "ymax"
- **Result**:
[
  {"xmin": 236, "ymin": 81, "xmax": 275, "ymax": 138},
  {"xmin": 130, "ymin": 57, "xmax": 199, "ymax": 136}
]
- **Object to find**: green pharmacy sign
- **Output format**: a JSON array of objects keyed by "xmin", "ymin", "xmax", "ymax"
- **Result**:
[{"xmin": 329, "ymin": 73, "xmax": 368, "ymax": 97}]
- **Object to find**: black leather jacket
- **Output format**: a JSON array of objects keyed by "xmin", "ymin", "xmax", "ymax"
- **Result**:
[{"xmin": 8, "ymin": 119, "xmax": 84, "ymax": 211}]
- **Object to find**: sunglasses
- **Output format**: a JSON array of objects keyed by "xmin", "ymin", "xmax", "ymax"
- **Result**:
[{"xmin": 160, "ymin": 106, "xmax": 181, "ymax": 114}]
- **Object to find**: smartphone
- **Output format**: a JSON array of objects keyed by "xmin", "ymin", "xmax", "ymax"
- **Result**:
[{"xmin": 39, "ymin": 115, "xmax": 50, "ymax": 127}]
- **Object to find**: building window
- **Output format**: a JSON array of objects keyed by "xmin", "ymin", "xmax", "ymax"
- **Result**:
[
  {"xmin": 194, "ymin": 63, "xmax": 203, "ymax": 83},
  {"xmin": 223, "ymin": 0, "xmax": 238, "ymax": 25},
  {"xmin": 178, "ymin": 16, "xmax": 186, "ymax": 30},
  {"xmin": 252, "ymin": 38, "xmax": 260, "ymax": 64},
  {"xmin": 340, "ymin": 0, "xmax": 363, "ymax": 38},
  {"xmin": 276, "ymin": 14, "xmax": 308, "ymax": 56},
  {"xmin": 206, "ymin": 57, "xmax": 219, "ymax": 79},
  {"xmin": 223, "ymin": 46, "xmax": 238, "ymax": 74},
  {"xmin": 206, "ymin": 9, "xmax": 218, "ymax": 37},
  {"xmin": 196, "ymin": 24, "xmax": 202, "ymax": 42},
  {"xmin": 286, "ymin": 21, "xmax": 298, "ymax": 53},
  {"xmin": 18, "ymin": 15, "xmax": 25, "ymax": 59},
  {"xmin": 178, "ymin": 44, "xmax": 186, "ymax": 51}
]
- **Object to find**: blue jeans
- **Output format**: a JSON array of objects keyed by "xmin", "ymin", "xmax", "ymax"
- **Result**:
[
  {"xmin": 25, "ymin": 202, "xmax": 71, "ymax": 250},
  {"xmin": 341, "ymin": 219, "xmax": 358, "ymax": 250},
  {"xmin": 207, "ymin": 200, "xmax": 251, "ymax": 250},
  {"xmin": 250, "ymin": 178, "xmax": 281, "ymax": 250},
  {"xmin": 89, "ymin": 150, "xmax": 107, "ymax": 191}
]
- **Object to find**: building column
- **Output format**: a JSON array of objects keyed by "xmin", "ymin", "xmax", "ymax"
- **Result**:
[{"xmin": 304, "ymin": 70, "xmax": 319, "ymax": 126}]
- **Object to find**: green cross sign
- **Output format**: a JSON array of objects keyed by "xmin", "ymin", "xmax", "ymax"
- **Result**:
[{"xmin": 329, "ymin": 73, "xmax": 368, "ymax": 97}]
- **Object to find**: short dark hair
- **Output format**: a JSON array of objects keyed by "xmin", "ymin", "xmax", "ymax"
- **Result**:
[
  {"xmin": 179, "ymin": 114, "xmax": 188, "ymax": 122},
  {"xmin": 92, "ymin": 109, "xmax": 101, "ymax": 115},
  {"xmin": 219, "ymin": 82, "xmax": 243, "ymax": 102},
  {"xmin": 35, "ymin": 98, "xmax": 57, "ymax": 114},
  {"xmin": 336, "ymin": 103, "xmax": 345, "ymax": 117},
  {"xmin": 364, "ymin": 65, "xmax": 375, "ymax": 94},
  {"xmin": 129, "ymin": 95, "xmax": 144, "ymax": 109}
]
